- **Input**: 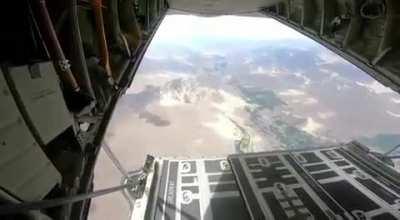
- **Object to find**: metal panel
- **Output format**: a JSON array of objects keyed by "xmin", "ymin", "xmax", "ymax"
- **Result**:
[
  {"xmin": 7, "ymin": 62, "xmax": 72, "ymax": 145},
  {"xmin": 167, "ymin": 0, "xmax": 282, "ymax": 14},
  {"xmin": 130, "ymin": 158, "xmax": 250, "ymax": 220},
  {"xmin": 228, "ymin": 145, "xmax": 400, "ymax": 220},
  {"xmin": 0, "ymin": 71, "xmax": 61, "ymax": 201}
]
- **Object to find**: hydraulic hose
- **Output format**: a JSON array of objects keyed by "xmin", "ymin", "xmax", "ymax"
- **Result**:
[
  {"xmin": 0, "ymin": 183, "xmax": 132, "ymax": 215},
  {"xmin": 107, "ymin": 0, "xmax": 126, "ymax": 53},
  {"xmin": 90, "ymin": 0, "xmax": 114, "ymax": 81},
  {"xmin": 33, "ymin": 0, "xmax": 80, "ymax": 92},
  {"xmin": 70, "ymin": 0, "xmax": 96, "ymax": 100},
  {"xmin": 119, "ymin": 0, "xmax": 143, "ymax": 51}
]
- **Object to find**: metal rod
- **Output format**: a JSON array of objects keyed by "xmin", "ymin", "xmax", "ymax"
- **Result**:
[
  {"xmin": 384, "ymin": 144, "xmax": 400, "ymax": 156},
  {"xmin": 102, "ymin": 141, "xmax": 131, "ymax": 181}
]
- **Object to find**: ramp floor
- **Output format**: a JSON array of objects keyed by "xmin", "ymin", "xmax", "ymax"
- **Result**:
[
  {"xmin": 131, "ymin": 143, "xmax": 400, "ymax": 220},
  {"xmin": 228, "ymin": 143, "xmax": 400, "ymax": 220}
]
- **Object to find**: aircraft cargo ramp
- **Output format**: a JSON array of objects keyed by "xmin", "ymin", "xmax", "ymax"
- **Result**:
[{"xmin": 125, "ymin": 142, "xmax": 400, "ymax": 220}]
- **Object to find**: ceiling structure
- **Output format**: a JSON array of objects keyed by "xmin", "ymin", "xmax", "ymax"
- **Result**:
[
  {"xmin": 168, "ymin": 0, "xmax": 400, "ymax": 93},
  {"xmin": 167, "ymin": 0, "xmax": 282, "ymax": 14}
]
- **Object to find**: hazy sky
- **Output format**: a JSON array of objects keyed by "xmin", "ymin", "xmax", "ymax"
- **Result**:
[
  {"xmin": 148, "ymin": 13, "xmax": 314, "ymax": 54},
  {"xmin": 154, "ymin": 14, "xmax": 303, "ymax": 41}
]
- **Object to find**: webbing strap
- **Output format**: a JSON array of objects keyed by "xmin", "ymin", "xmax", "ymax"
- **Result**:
[{"xmin": 0, "ymin": 183, "xmax": 132, "ymax": 215}]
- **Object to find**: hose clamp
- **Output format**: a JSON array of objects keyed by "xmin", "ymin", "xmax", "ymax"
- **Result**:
[{"xmin": 58, "ymin": 59, "xmax": 71, "ymax": 72}]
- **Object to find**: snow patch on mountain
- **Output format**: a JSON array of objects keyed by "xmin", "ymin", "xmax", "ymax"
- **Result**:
[
  {"xmin": 279, "ymin": 89, "xmax": 306, "ymax": 96},
  {"xmin": 391, "ymin": 98, "xmax": 400, "ymax": 104},
  {"xmin": 356, "ymin": 81, "xmax": 394, "ymax": 94},
  {"xmin": 250, "ymin": 66, "xmax": 281, "ymax": 77},
  {"xmin": 213, "ymin": 90, "xmax": 248, "ymax": 116},
  {"xmin": 387, "ymin": 110, "xmax": 400, "ymax": 118},
  {"xmin": 159, "ymin": 78, "xmax": 209, "ymax": 106},
  {"xmin": 301, "ymin": 117, "xmax": 323, "ymax": 136},
  {"xmin": 203, "ymin": 114, "xmax": 238, "ymax": 140}
]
